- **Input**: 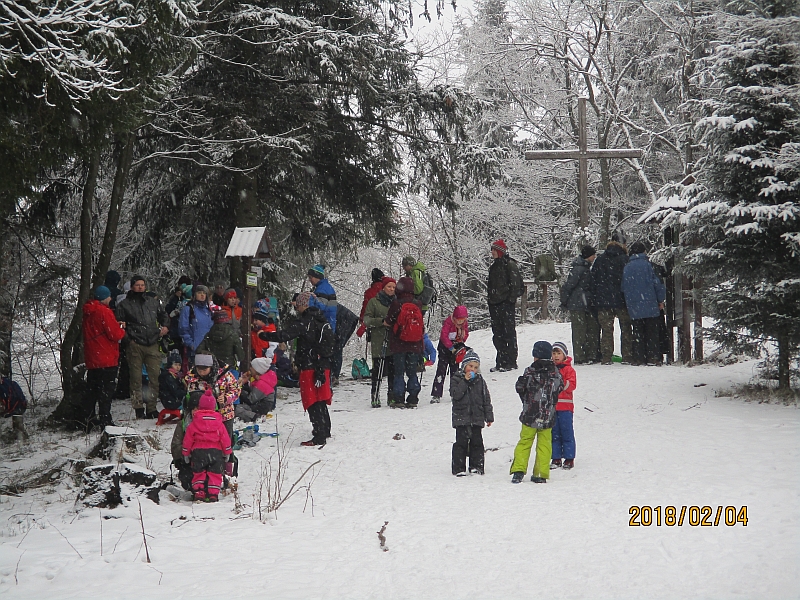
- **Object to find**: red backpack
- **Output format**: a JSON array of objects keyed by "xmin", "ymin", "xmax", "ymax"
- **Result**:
[{"xmin": 394, "ymin": 302, "xmax": 424, "ymax": 343}]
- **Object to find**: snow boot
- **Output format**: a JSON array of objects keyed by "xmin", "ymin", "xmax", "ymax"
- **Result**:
[
  {"xmin": 531, "ymin": 476, "xmax": 547, "ymax": 483},
  {"xmin": 430, "ymin": 396, "xmax": 441, "ymax": 404},
  {"xmin": 207, "ymin": 495, "xmax": 219, "ymax": 503},
  {"xmin": 193, "ymin": 490, "xmax": 206, "ymax": 501},
  {"xmin": 469, "ymin": 467, "xmax": 484, "ymax": 475},
  {"xmin": 371, "ymin": 397, "xmax": 381, "ymax": 408},
  {"xmin": 301, "ymin": 439, "xmax": 322, "ymax": 446},
  {"xmin": 455, "ymin": 471, "xmax": 468, "ymax": 477},
  {"xmin": 550, "ymin": 459, "xmax": 562, "ymax": 469},
  {"xmin": 145, "ymin": 410, "xmax": 160, "ymax": 419},
  {"xmin": 563, "ymin": 459, "xmax": 574, "ymax": 470},
  {"xmin": 511, "ymin": 472, "xmax": 524, "ymax": 484}
]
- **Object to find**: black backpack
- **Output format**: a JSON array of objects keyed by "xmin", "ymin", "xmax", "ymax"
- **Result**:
[{"xmin": 419, "ymin": 270, "xmax": 437, "ymax": 306}]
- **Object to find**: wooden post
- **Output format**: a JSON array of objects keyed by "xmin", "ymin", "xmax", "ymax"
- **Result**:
[
  {"xmin": 242, "ymin": 257, "xmax": 252, "ymax": 372},
  {"xmin": 577, "ymin": 98, "xmax": 589, "ymax": 229},
  {"xmin": 520, "ymin": 283, "xmax": 528, "ymax": 324},
  {"xmin": 693, "ymin": 281, "xmax": 703, "ymax": 362},
  {"xmin": 664, "ymin": 228, "xmax": 675, "ymax": 364},
  {"xmin": 680, "ymin": 275, "xmax": 693, "ymax": 363}
]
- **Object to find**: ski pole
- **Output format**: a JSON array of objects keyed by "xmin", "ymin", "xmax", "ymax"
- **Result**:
[{"xmin": 373, "ymin": 333, "xmax": 388, "ymax": 404}]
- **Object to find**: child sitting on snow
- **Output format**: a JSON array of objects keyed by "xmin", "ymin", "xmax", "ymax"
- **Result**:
[
  {"xmin": 450, "ymin": 349, "xmax": 494, "ymax": 476},
  {"xmin": 550, "ymin": 341, "xmax": 577, "ymax": 470},
  {"xmin": 182, "ymin": 389, "xmax": 232, "ymax": 502},
  {"xmin": 236, "ymin": 357, "xmax": 278, "ymax": 421},
  {"xmin": 510, "ymin": 341, "xmax": 563, "ymax": 484},
  {"xmin": 159, "ymin": 350, "xmax": 185, "ymax": 411}
]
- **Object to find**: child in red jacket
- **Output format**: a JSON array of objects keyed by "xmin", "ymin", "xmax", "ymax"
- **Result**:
[
  {"xmin": 550, "ymin": 341, "xmax": 577, "ymax": 470},
  {"xmin": 182, "ymin": 389, "xmax": 232, "ymax": 501}
]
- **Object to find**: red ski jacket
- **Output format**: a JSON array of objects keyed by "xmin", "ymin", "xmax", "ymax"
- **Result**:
[
  {"xmin": 82, "ymin": 300, "xmax": 125, "ymax": 370},
  {"xmin": 555, "ymin": 356, "xmax": 577, "ymax": 412}
]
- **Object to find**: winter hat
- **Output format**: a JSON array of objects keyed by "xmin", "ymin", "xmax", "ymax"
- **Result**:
[
  {"xmin": 381, "ymin": 277, "xmax": 397, "ymax": 289},
  {"xmin": 552, "ymin": 341, "xmax": 569, "ymax": 356},
  {"xmin": 194, "ymin": 354, "xmax": 214, "ymax": 367},
  {"xmin": 193, "ymin": 284, "xmax": 209, "ymax": 297},
  {"xmin": 104, "ymin": 270, "xmax": 121, "ymax": 288},
  {"xmin": 130, "ymin": 274, "xmax": 145, "ymax": 286},
  {"xmin": 251, "ymin": 357, "xmax": 271, "ymax": 375},
  {"xmin": 308, "ymin": 264, "xmax": 325, "ymax": 279},
  {"xmin": 252, "ymin": 310, "xmax": 270, "ymax": 324},
  {"xmin": 532, "ymin": 340, "xmax": 553, "ymax": 359},
  {"xmin": 168, "ymin": 350, "xmax": 182, "ymax": 366},
  {"xmin": 629, "ymin": 241, "xmax": 647, "ymax": 255},
  {"xmin": 396, "ymin": 276, "xmax": 414, "ymax": 295},
  {"xmin": 212, "ymin": 310, "xmax": 231, "ymax": 323},
  {"xmin": 453, "ymin": 305, "xmax": 468, "ymax": 319},
  {"xmin": 224, "ymin": 289, "xmax": 238, "ymax": 299},
  {"xmin": 93, "ymin": 286, "xmax": 111, "ymax": 301},
  {"xmin": 295, "ymin": 291, "xmax": 312, "ymax": 311},
  {"xmin": 371, "ymin": 268, "xmax": 385, "ymax": 283},
  {"xmin": 462, "ymin": 349, "xmax": 480, "ymax": 366},
  {"xmin": 198, "ymin": 389, "xmax": 216, "ymax": 411},
  {"xmin": 611, "ymin": 229, "xmax": 627, "ymax": 245},
  {"xmin": 580, "ymin": 245, "xmax": 597, "ymax": 260},
  {"xmin": 491, "ymin": 239, "xmax": 508, "ymax": 254},
  {"xmin": 181, "ymin": 284, "xmax": 192, "ymax": 299},
  {"xmin": 177, "ymin": 275, "xmax": 192, "ymax": 287},
  {"xmin": 401, "ymin": 256, "xmax": 416, "ymax": 268}
]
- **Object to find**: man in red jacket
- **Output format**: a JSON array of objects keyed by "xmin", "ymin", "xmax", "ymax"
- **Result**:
[{"xmin": 81, "ymin": 286, "xmax": 126, "ymax": 430}]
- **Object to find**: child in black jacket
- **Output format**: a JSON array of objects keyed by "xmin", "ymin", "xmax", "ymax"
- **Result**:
[
  {"xmin": 159, "ymin": 351, "xmax": 186, "ymax": 410},
  {"xmin": 450, "ymin": 349, "xmax": 494, "ymax": 476}
]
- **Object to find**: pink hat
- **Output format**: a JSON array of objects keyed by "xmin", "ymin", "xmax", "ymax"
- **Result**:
[
  {"xmin": 198, "ymin": 389, "xmax": 216, "ymax": 411},
  {"xmin": 453, "ymin": 305, "xmax": 468, "ymax": 319}
]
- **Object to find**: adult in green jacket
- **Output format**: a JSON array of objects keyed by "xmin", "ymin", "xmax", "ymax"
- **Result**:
[
  {"xmin": 196, "ymin": 311, "xmax": 244, "ymax": 370},
  {"xmin": 363, "ymin": 278, "xmax": 396, "ymax": 407}
]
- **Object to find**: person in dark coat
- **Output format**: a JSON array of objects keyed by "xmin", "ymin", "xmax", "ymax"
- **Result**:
[
  {"xmin": 331, "ymin": 303, "xmax": 359, "ymax": 383},
  {"xmin": 450, "ymin": 349, "xmax": 494, "ymax": 476},
  {"xmin": 259, "ymin": 292, "xmax": 334, "ymax": 446},
  {"xmin": 103, "ymin": 271, "xmax": 123, "ymax": 310},
  {"xmin": 159, "ymin": 350, "xmax": 186, "ymax": 410},
  {"xmin": 116, "ymin": 276, "xmax": 169, "ymax": 418},
  {"xmin": 196, "ymin": 310, "xmax": 244, "ymax": 371},
  {"xmin": 591, "ymin": 231, "xmax": 632, "ymax": 364},
  {"xmin": 356, "ymin": 268, "xmax": 386, "ymax": 338},
  {"xmin": 486, "ymin": 239, "xmax": 522, "ymax": 371},
  {"xmin": 307, "ymin": 265, "xmax": 337, "ymax": 332},
  {"xmin": 81, "ymin": 286, "xmax": 126, "ymax": 429},
  {"xmin": 622, "ymin": 242, "xmax": 667, "ymax": 365},
  {"xmin": 383, "ymin": 277, "xmax": 425, "ymax": 408},
  {"xmin": 560, "ymin": 245, "xmax": 599, "ymax": 364}
]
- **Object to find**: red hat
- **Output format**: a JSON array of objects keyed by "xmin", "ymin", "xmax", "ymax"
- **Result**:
[
  {"xmin": 199, "ymin": 389, "xmax": 216, "ymax": 411},
  {"xmin": 224, "ymin": 289, "xmax": 237, "ymax": 299},
  {"xmin": 491, "ymin": 239, "xmax": 507, "ymax": 254},
  {"xmin": 212, "ymin": 309, "xmax": 231, "ymax": 323},
  {"xmin": 381, "ymin": 276, "xmax": 397, "ymax": 288}
]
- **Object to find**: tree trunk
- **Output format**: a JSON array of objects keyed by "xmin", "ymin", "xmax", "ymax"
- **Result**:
[
  {"xmin": 92, "ymin": 133, "xmax": 135, "ymax": 288},
  {"xmin": 0, "ymin": 222, "xmax": 17, "ymax": 377},
  {"xmin": 51, "ymin": 149, "xmax": 101, "ymax": 424},
  {"xmin": 229, "ymin": 151, "xmax": 260, "ymax": 288},
  {"xmin": 777, "ymin": 332, "xmax": 790, "ymax": 390}
]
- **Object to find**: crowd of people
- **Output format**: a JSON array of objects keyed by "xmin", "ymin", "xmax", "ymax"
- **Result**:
[{"xmin": 0, "ymin": 234, "xmax": 668, "ymax": 497}]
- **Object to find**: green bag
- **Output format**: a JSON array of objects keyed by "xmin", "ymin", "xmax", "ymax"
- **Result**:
[{"xmin": 351, "ymin": 358, "xmax": 371, "ymax": 380}]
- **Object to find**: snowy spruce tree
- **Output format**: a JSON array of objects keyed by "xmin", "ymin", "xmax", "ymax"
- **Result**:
[{"xmin": 671, "ymin": 3, "xmax": 800, "ymax": 389}]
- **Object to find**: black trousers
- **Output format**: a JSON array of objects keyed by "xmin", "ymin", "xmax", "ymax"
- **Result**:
[
  {"xmin": 489, "ymin": 300, "xmax": 518, "ymax": 368},
  {"xmin": 114, "ymin": 344, "xmax": 130, "ymax": 399},
  {"xmin": 82, "ymin": 366, "xmax": 118, "ymax": 425},
  {"xmin": 431, "ymin": 343, "xmax": 456, "ymax": 398},
  {"xmin": 307, "ymin": 401, "xmax": 332, "ymax": 444},
  {"xmin": 370, "ymin": 355, "xmax": 395, "ymax": 402},
  {"xmin": 452, "ymin": 425, "xmax": 485, "ymax": 475},
  {"xmin": 632, "ymin": 317, "xmax": 661, "ymax": 364}
]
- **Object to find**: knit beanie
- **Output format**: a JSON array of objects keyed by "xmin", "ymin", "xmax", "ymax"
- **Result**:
[
  {"xmin": 224, "ymin": 289, "xmax": 238, "ymax": 299},
  {"xmin": 491, "ymin": 239, "xmax": 508, "ymax": 254},
  {"xmin": 168, "ymin": 350, "xmax": 182, "ymax": 366},
  {"xmin": 251, "ymin": 357, "xmax": 270, "ymax": 375},
  {"xmin": 580, "ymin": 245, "xmax": 597, "ymax": 259},
  {"xmin": 308, "ymin": 265, "xmax": 325, "ymax": 279},
  {"xmin": 629, "ymin": 241, "xmax": 647, "ymax": 255},
  {"xmin": 104, "ymin": 270, "xmax": 121, "ymax": 288},
  {"xmin": 552, "ymin": 341, "xmax": 569, "ymax": 356},
  {"xmin": 453, "ymin": 305, "xmax": 468, "ymax": 319},
  {"xmin": 462, "ymin": 349, "xmax": 480, "ymax": 366},
  {"xmin": 252, "ymin": 310, "xmax": 270, "ymax": 324},
  {"xmin": 371, "ymin": 268, "xmax": 385, "ymax": 283},
  {"xmin": 198, "ymin": 389, "xmax": 216, "ymax": 411},
  {"xmin": 194, "ymin": 284, "xmax": 209, "ymax": 297},
  {"xmin": 93, "ymin": 286, "xmax": 111, "ymax": 301},
  {"xmin": 212, "ymin": 310, "xmax": 231, "ymax": 323},
  {"xmin": 295, "ymin": 291, "xmax": 312, "ymax": 311},
  {"xmin": 396, "ymin": 276, "xmax": 414, "ymax": 295},
  {"xmin": 401, "ymin": 256, "xmax": 416, "ymax": 268},
  {"xmin": 532, "ymin": 340, "xmax": 553, "ymax": 359},
  {"xmin": 381, "ymin": 277, "xmax": 397, "ymax": 289}
]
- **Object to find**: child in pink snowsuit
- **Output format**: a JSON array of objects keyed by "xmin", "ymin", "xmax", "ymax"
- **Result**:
[
  {"xmin": 182, "ymin": 389, "xmax": 232, "ymax": 501},
  {"xmin": 431, "ymin": 306, "xmax": 470, "ymax": 401}
]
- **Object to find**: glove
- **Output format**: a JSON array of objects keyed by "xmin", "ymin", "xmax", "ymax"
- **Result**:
[
  {"xmin": 258, "ymin": 330, "xmax": 276, "ymax": 342},
  {"xmin": 356, "ymin": 324, "xmax": 367, "ymax": 338},
  {"xmin": 314, "ymin": 368, "xmax": 326, "ymax": 388},
  {"xmin": 183, "ymin": 455, "xmax": 190, "ymax": 464}
]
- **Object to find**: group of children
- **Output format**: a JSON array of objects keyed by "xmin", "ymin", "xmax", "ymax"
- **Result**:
[{"xmin": 441, "ymin": 303, "xmax": 577, "ymax": 482}]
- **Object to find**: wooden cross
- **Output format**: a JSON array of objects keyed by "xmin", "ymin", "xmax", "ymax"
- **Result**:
[{"xmin": 525, "ymin": 98, "xmax": 643, "ymax": 228}]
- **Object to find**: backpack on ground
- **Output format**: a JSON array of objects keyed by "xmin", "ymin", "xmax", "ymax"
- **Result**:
[
  {"xmin": 394, "ymin": 302, "xmax": 425, "ymax": 343},
  {"xmin": 351, "ymin": 358, "xmax": 371, "ymax": 379},
  {"xmin": 0, "ymin": 377, "xmax": 26, "ymax": 417},
  {"xmin": 419, "ymin": 270, "xmax": 437, "ymax": 306}
]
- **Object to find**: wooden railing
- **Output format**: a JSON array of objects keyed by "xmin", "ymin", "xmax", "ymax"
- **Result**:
[{"xmin": 519, "ymin": 280, "xmax": 557, "ymax": 323}]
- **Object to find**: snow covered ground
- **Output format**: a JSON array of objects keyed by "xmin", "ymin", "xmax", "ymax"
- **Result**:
[{"xmin": 1, "ymin": 321, "xmax": 798, "ymax": 599}]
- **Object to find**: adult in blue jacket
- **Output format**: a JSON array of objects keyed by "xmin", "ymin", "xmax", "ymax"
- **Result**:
[
  {"xmin": 307, "ymin": 265, "xmax": 337, "ymax": 332},
  {"xmin": 178, "ymin": 285, "xmax": 214, "ymax": 363},
  {"xmin": 621, "ymin": 242, "xmax": 667, "ymax": 365}
]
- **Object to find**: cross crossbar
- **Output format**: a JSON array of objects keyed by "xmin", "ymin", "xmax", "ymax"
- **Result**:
[{"xmin": 525, "ymin": 148, "xmax": 643, "ymax": 160}]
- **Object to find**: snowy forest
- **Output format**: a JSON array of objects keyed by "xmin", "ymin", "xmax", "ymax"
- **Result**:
[{"xmin": 0, "ymin": 1, "xmax": 799, "ymax": 597}]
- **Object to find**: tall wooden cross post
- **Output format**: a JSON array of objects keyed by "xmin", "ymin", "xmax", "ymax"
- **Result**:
[{"xmin": 525, "ymin": 98, "xmax": 643, "ymax": 230}]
